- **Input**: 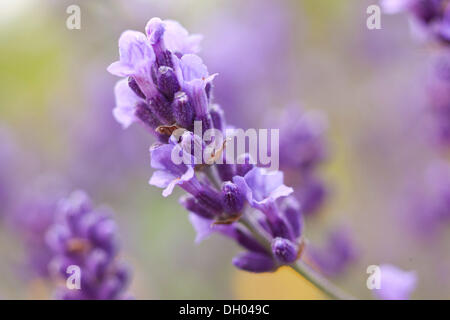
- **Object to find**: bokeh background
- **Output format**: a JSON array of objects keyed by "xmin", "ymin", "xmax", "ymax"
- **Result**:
[{"xmin": 0, "ymin": 0, "xmax": 447, "ymax": 299}]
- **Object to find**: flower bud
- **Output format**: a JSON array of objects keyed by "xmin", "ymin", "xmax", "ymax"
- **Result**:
[
  {"xmin": 196, "ymin": 186, "xmax": 223, "ymax": 214},
  {"xmin": 135, "ymin": 102, "xmax": 161, "ymax": 129},
  {"xmin": 180, "ymin": 195, "xmax": 216, "ymax": 219},
  {"xmin": 148, "ymin": 91, "xmax": 175, "ymax": 124},
  {"xmin": 271, "ymin": 237, "xmax": 298, "ymax": 264},
  {"xmin": 232, "ymin": 252, "xmax": 275, "ymax": 273},
  {"xmin": 156, "ymin": 66, "xmax": 180, "ymax": 99},
  {"xmin": 172, "ymin": 91, "xmax": 195, "ymax": 129},
  {"xmin": 221, "ymin": 182, "xmax": 245, "ymax": 214}
]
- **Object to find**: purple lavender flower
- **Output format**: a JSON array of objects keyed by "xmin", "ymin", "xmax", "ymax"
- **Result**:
[
  {"xmin": 108, "ymin": 17, "xmax": 332, "ymax": 277},
  {"xmin": 374, "ymin": 264, "xmax": 417, "ymax": 300},
  {"xmin": 46, "ymin": 191, "xmax": 131, "ymax": 300},
  {"xmin": 307, "ymin": 227, "xmax": 358, "ymax": 277},
  {"xmin": 381, "ymin": 0, "xmax": 450, "ymax": 44}
]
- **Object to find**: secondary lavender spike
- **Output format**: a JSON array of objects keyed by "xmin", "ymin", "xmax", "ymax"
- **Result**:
[{"xmin": 46, "ymin": 191, "xmax": 131, "ymax": 300}]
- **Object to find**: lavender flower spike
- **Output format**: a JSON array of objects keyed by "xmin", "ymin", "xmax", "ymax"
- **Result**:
[
  {"xmin": 46, "ymin": 191, "xmax": 131, "ymax": 300},
  {"xmin": 109, "ymin": 17, "xmax": 353, "ymax": 299}
]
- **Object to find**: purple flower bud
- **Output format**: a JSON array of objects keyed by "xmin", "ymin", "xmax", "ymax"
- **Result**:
[
  {"xmin": 44, "ymin": 191, "xmax": 131, "ymax": 299},
  {"xmin": 88, "ymin": 217, "xmax": 117, "ymax": 254},
  {"xmin": 128, "ymin": 77, "xmax": 146, "ymax": 99},
  {"xmin": 148, "ymin": 92, "xmax": 175, "ymax": 124},
  {"xmin": 232, "ymin": 252, "xmax": 275, "ymax": 273},
  {"xmin": 156, "ymin": 66, "xmax": 180, "ymax": 99},
  {"xmin": 236, "ymin": 153, "xmax": 255, "ymax": 176},
  {"xmin": 221, "ymin": 182, "xmax": 245, "ymax": 214},
  {"xmin": 271, "ymin": 237, "xmax": 298, "ymax": 264},
  {"xmin": 180, "ymin": 195, "xmax": 216, "ymax": 219},
  {"xmin": 172, "ymin": 91, "xmax": 195, "ymax": 129},
  {"xmin": 86, "ymin": 249, "xmax": 110, "ymax": 280}
]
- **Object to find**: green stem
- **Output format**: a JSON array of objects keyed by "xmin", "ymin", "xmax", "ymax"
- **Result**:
[
  {"xmin": 239, "ymin": 213, "xmax": 354, "ymax": 300},
  {"xmin": 289, "ymin": 261, "xmax": 355, "ymax": 300}
]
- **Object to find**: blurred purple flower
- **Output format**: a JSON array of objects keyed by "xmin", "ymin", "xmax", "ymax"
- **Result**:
[
  {"xmin": 382, "ymin": 0, "xmax": 450, "ymax": 44},
  {"xmin": 307, "ymin": 227, "xmax": 358, "ymax": 277},
  {"xmin": 46, "ymin": 191, "xmax": 131, "ymax": 300},
  {"xmin": 374, "ymin": 264, "xmax": 417, "ymax": 300},
  {"xmin": 404, "ymin": 160, "xmax": 450, "ymax": 238},
  {"xmin": 273, "ymin": 107, "xmax": 328, "ymax": 216},
  {"xmin": 202, "ymin": 0, "xmax": 293, "ymax": 127},
  {"xmin": 67, "ymin": 70, "xmax": 149, "ymax": 196}
]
